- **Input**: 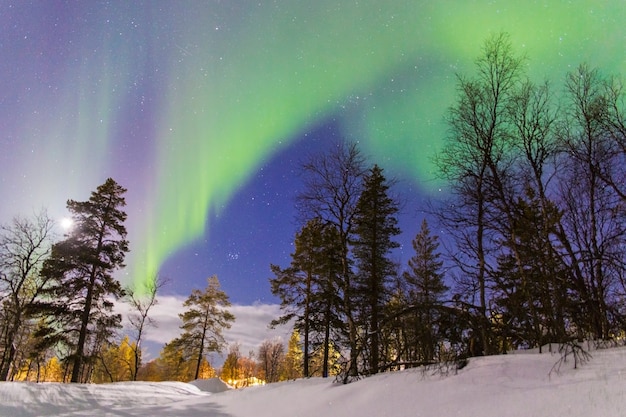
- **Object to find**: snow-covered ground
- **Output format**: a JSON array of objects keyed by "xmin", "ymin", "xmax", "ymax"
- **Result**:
[{"xmin": 2, "ymin": 346, "xmax": 626, "ymax": 417}]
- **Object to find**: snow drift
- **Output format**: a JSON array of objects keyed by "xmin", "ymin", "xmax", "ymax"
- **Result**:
[{"xmin": 189, "ymin": 377, "xmax": 233, "ymax": 393}]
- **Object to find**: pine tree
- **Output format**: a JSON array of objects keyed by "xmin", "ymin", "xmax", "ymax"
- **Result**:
[
  {"xmin": 34, "ymin": 178, "xmax": 129, "ymax": 383},
  {"xmin": 493, "ymin": 189, "xmax": 570, "ymax": 349},
  {"xmin": 270, "ymin": 218, "xmax": 343, "ymax": 377},
  {"xmin": 352, "ymin": 165, "xmax": 400, "ymax": 375},
  {"xmin": 402, "ymin": 219, "xmax": 448, "ymax": 363},
  {"xmin": 178, "ymin": 275, "xmax": 234, "ymax": 380}
]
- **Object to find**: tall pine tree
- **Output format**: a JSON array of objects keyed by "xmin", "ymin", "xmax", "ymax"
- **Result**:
[
  {"xmin": 35, "ymin": 178, "xmax": 128, "ymax": 383},
  {"xmin": 352, "ymin": 165, "xmax": 400, "ymax": 375}
]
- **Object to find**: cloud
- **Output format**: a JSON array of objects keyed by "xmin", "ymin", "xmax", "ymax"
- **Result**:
[
  {"xmin": 116, "ymin": 296, "xmax": 292, "ymax": 365},
  {"xmin": 115, "ymin": 295, "xmax": 185, "ymax": 345},
  {"xmin": 225, "ymin": 303, "xmax": 293, "ymax": 357}
]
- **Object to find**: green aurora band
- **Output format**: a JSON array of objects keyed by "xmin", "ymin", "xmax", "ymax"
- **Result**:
[{"xmin": 125, "ymin": 0, "xmax": 625, "ymax": 288}]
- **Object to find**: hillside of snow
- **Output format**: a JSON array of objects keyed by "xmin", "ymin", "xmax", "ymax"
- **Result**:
[{"xmin": 2, "ymin": 346, "xmax": 626, "ymax": 417}]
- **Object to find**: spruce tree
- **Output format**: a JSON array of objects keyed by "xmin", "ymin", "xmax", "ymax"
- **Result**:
[
  {"xmin": 493, "ymin": 189, "xmax": 569, "ymax": 349},
  {"xmin": 402, "ymin": 219, "xmax": 448, "ymax": 363},
  {"xmin": 35, "ymin": 178, "xmax": 128, "ymax": 383},
  {"xmin": 352, "ymin": 164, "xmax": 400, "ymax": 374}
]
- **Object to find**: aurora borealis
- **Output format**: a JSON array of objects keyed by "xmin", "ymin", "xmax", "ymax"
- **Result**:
[{"xmin": 1, "ymin": 1, "xmax": 625, "ymax": 303}]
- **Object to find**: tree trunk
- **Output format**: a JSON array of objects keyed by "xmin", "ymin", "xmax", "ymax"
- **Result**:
[
  {"xmin": 322, "ymin": 301, "xmax": 331, "ymax": 378},
  {"xmin": 71, "ymin": 265, "xmax": 98, "ymax": 383}
]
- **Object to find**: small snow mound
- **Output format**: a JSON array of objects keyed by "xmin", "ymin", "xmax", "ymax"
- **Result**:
[{"xmin": 189, "ymin": 377, "xmax": 233, "ymax": 393}]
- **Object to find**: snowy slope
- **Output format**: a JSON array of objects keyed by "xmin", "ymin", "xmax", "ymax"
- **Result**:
[{"xmin": 1, "ymin": 346, "xmax": 626, "ymax": 417}]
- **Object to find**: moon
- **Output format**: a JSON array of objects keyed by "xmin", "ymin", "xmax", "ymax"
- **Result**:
[{"xmin": 60, "ymin": 217, "xmax": 73, "ymax": 230}]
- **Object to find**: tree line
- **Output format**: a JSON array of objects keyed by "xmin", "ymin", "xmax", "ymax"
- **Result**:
[
  {"xmin": 0, "ymin": 179, "xmax": 236, "ymax": 383},
  {"xmin": 270, "ymin": 33, "xmax": 626, "ymax": 382},
  {"xmin": 0, "ymin": 179, "xmax": 323, "ymax": 385}
]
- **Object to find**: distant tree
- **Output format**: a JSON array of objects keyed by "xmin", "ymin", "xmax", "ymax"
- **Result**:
[
  {"xmin": 177, "ymin": 275, "xmax": 234, "ymax": 380},
  {"xmin": 352, "ymin": 164, "xmax": 401, "ymax": 375},
  {"xmin": 17, "ymin": 353, "xmax": 64, "ymax": 382},
  {"xmin": 237, "ymin": 351, "xmax": 258, "ymax": 387},
  {"xmin": 154, "ymin": 339, "xmax": 196, "ymax": 381},
  {"xmin": 91, "ymin": 336, "xmax": 135, "ymax": 383},
  {"xmin": 125, "ymin": 274, "xmax": 167, "ymax": 380},
  {"xmin": 0, "ymin": 210, "xmax": 54, "ymax": 381},
  {"xmin": 18, "ymin": 320, "xmax": 66, "ymax": 382},
  {"xmin": 297, "ymin": 141, "xmax": 367, "ymax": 377},
  {"xmin": 39, "ymin": 356, "xmax": 64, "ymax": 382},
  {"xmin": 308, "ymin": 339, "xmax": 342, "ymax": 377},
  {"xmin": 221, "ymin": 343, "xmax": 241, "ymax": 384},
  {"xmin": 149, "ymin": 337, "xmax": 216, "ymax": 382},
  {"xmin": 136, "ymin": 358, "xmax": 161, "ymax": 381},
  {"xmin": 197, "ymin": 358, "xmax": 217, "ymax": 379},
  {"xmin": 33, "ymin": 178, "xmax": 129, "ymax": 383},
  {"xmin": 280, "ymin": 329, "xmax": 303, "ymax": 380},
  {"xmin": 401, "ymin": 219, "xmax": 448, "ymax": 363},
  {"xmin": 257, "ymin": 338, "xmax": 284, "ymax": 383}
]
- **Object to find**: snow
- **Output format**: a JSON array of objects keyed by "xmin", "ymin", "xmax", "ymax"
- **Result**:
[
  {"xmin": 2, "ymin": 346, "xmax": 626, "ymax": 417},
  {"xmin": 188, "ymin": 377, "xmax": 233, "ymax": 393}
]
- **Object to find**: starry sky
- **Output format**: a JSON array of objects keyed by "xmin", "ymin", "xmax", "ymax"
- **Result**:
[{"xmin": 1, "ymin": 1, "xmax": 625, "ymax": 310}]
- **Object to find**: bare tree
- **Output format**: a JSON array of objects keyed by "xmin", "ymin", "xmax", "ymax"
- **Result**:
[
  {"xmin": 257, "ymin": 338, "xmax": 285, "ymax": 383},
  {"xmin": 297, "ymin": 141, "xmax": 367, "ymax": 378},
  {"xmin": 592, "ymin": 71, "xmax": 626, "ymax": 201},
  {"xmin": 556, "ymin": 65, "xmax": 626, "ymax": 339},
  {"xmin": 436, "ymin": 33, "xmax": 524, "ymax": 355},
  {"xmin": 125, "ymin": 274, "xmax": 167, "ymax": 380},
  {"xmin": 0, "ymin": 210, "xmax": 54, "ymax": 380}
]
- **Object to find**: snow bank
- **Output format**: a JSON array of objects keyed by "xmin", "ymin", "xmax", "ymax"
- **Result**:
[{"xmin": 188, "ymin": 377, "xmax": 233, "ymax": 393}]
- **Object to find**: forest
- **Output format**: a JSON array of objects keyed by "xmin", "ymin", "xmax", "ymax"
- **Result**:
[{"xmin": 1, "ymin": 34, "xmax": 625, "ymax": 384}]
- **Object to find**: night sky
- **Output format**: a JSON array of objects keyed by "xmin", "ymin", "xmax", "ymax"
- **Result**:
[{"xmin": 2, "ymin": 0, "xmax": 625, "ymax": 310}]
